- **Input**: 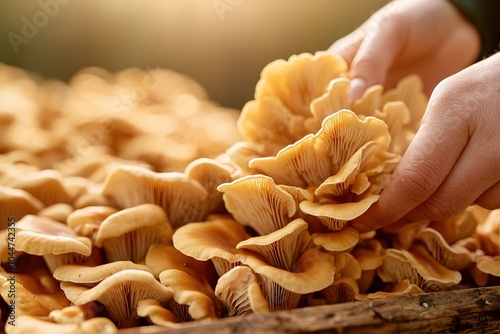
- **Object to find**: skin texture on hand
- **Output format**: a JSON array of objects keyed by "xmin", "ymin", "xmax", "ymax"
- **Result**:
[
  {"xmin": 352, "ymin": 52, "xmax": 500, "ymax": 232},
  {"xmin": 329, "ymin": 0, "xmax": 481, "ymax": 101}
]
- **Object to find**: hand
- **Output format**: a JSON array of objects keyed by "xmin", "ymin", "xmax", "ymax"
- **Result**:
[
  {"xmin": 352, "ymin": 52, "xmax": 500, "ymax": 232},
  {"xmin": 329, "ymin": 0, "xmax": 481, "ymax": 101}
]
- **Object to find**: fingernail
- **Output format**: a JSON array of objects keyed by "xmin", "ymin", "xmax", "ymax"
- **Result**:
[{"xmin": 349, "ymin": 77, "xmax": 367, "ymax": 104}]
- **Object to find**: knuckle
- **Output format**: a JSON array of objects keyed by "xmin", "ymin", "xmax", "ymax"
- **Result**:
[
  {"xmin": 398, "ymin": 163, "xmax": 440, "ymax": 201},
  {"xmin": 421, "ymin": 198, "xmax": 459, "ymax": 221}
]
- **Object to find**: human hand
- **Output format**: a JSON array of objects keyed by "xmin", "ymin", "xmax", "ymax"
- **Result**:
[
  {"xmin": 352, "ymin": 52, "xmax": 500, "ymax": 232},
  {"xmin": 329, "ymin": 0, "xmax": 481, "ymax": 102}
]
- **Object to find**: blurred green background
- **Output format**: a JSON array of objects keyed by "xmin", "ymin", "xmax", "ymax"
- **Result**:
[{"xmin": 0, "ymin": 0, "xmax": 389, "ymax": 109}]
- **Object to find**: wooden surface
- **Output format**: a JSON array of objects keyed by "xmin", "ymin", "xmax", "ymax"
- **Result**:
[{"xmin": 120, "ymin": 286, "xmax": 500, "ymax": 334}]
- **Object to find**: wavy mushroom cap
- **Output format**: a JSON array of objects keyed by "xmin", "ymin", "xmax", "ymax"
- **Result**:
[
  {"xmin": 356, "ymin": 279, "xmax": 424, "ymax": 300},
  {"xmin": 5, "ymin": 315, "xmax": 117, "ymax": 334},
  {"xmin": 137, "ymin": 299, "xmax": 181, "ymax": 328},
  {"xmin": 53, "ymin": 261, "xmax": 154, "ymax": 287},
  {"xmin": 311, "ymin": 227, "xmax": 359, "ymax": 252},
  {"xmin": 415, "ymin": 228, "xmax": 475, "ymax": 270},
  {"xmin": 172, "ymin": 216, "xmax": 251, "ymax": 276},
  {"xmin": 377, "ymin": 246, "xmax": 462, "ymax": 292},
  {"xmin": 100, "ymin": 164, "xmax": 210, "ymax": 229},
  {"xmin": 215, "ymin": 266, "xmax": 269, "ymax": 316},
  {"xmin": 94, "ymin": 203, "xmax": 173, "ymax": 262},
  {"xmin": 476, "ymin": 209, "xmax": 500, "ymax": 256},
  {"xmin": 428, "ymin": 210, "xmax": 478, "ymax": 245},
  {"xmin": 38, "ymin": 203, "xmax": 74, "ymax": 223},
  {"xmin": 218, "ymin": 175, "xmax": 297, "ymax": 235},
  {"xmin": 61, "ymin": 269, "xmax": 173, "ymax": 328}
]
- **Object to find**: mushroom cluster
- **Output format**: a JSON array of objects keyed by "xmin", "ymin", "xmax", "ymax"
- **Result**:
[{"xmin": 0, "ymin": 53, "xmax": 499, "ymax": 332}]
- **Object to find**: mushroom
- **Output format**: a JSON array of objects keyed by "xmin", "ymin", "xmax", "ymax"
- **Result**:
[
  {"xmin": 61, "ymin": 269, "xmax": 174, "ymax": 328},
  {"xmin": 5, "ymin": 315, "xmax": 117, "ymax": 334},
  {"xmin": 8, "ymin": 215, "xmax": 92, "ymax": 272},
  {"xmin": 0, "ymin": 272, "xmax": 70, "ymax": 317},
  {"xmin": 355, "ymin": 279, "xmax": 424, "ymax": 300},
  {"xmin": 159, "ymin": 269, "xmax": 219, "ymax": 321},
  {"xmin": 377, "ymin": 245, "xmax": 462, "ymax": 292},
  {"xmin": 100, "ymin": 164, "xmax": 208, "ymax": 229},
  {"xmin": 215, "ymin": 266, "xmax": 269, "ymax": 316},
  {"xmin": 0, "ymin": 186, "xmax": 43, "ymax": 229},
  {"xmin": 476, "ymin": 209, "xmax": 500, "ymax": 256},
  {"xmin": 351, "ymin": 239, "xmax": 386, "ymax": 293},
  {"xmin": 94, "ymin": 204, "xmax": 173, "ymax": 263},
  {"xmin": 415, "ymin": 228, "xmax": 475, "ymax": 270},
  {"xmin": 38, "ymin": 203, "xmax": 74, "ymax": 223},
  {"xmin": 427, "ymin": 209, "xmax": 478, "ymax": 245},
  {"xmin": 218, "ymin": 175, "xmax": 297, "ymax": 235},
  {"xmin": 66, "ymin": 206, "xmax": 118, "ymax": 241},
  {"xmin": 172, "ymin": 215, "xmax": 251, "ymax": 276},
  {"xmin": 53, "ymin": 261, "xmax": 154, "ymax": 287},
  {"xmin": 136, "ymin": 299, "xmax": 181, "ymax": 328}
]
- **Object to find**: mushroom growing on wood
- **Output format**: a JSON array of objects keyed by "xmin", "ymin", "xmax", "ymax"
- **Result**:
[
  {"xmin": 94, "ymin": 204, "xmax": 173, "ymax": 263},
  {"xmin": 137, "ymin": 299, "xmax": 181, "ymax": 328}
]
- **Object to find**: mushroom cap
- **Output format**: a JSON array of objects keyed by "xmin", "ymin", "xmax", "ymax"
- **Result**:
[
  {"xmin": 351, "ymin": 239, "xmax": 385, "ymax": 271},
  {"xmin": 356, "ymin": 279, "xmax": 424, "ymax": 300},
  {"xmin": 428, "ymin": 210, "xmax": 478, "ymax": 245},
  {"xmin": 218, "ymin": 175, "xmax": 297, "ymax": 236},
  {"xmin": 377, "ymin": 246, "xmax": 462, "ymax": 292},
  {"xmin": 0, "ymin": 186, "xmax": 44, "ymax": 228},
  {"xmin": 249, "ymin": 110, "xmax": 391, "ymax": 188},
  {"xmin": 241, "ymin": 247, "xmax": 335, "ymax": 294},
  {"xmin": 66, "ymin": 206, "xmax": 119, "ymax": 240},
  {"xmin": 311, "ymin": 227, "xmax": 359, "ymax": 252},
  {"xmin": 159, "ymin": 269, "xmax": 217, "ymax": 320},
  {"xmin": 13, "ymin": 215, "xmax": 92, "ymax": 257},
  {"xmin": 173, "ymin": 215, "xmax": 251, "ymax": 264},
  {"xmin": 476, "ymin": 255, "xmax": 500, "ymax": 277},
  {"xmin": 100, "ymin": 164, "xmax": 208, "ymax": 229},
  {"xmin": 53, "ymin": 261, "xmax": 154, "ymax": 286},
  {"xmin": 61, "ymin": 269, "xmax": 173, "ymax": 325},
  {"xmin": 136, "ymin": 299, "xmax": 181, "ymax": 328},
  {"xmin": 334, "ymin": 252, "xmax": 362, "ymax": 280},
  {"xmin": 37, "ymin": 203, "xmax": 74, "ymax": 223},
  {"xmin": 5, "ymin": 315, "xmax": 117, "ymax": 334},
  {"xmin": 321, "ymin": 276, "xmax": 359, "ymax": 304},
  {"xmin": 415, "ymin": 228, "xmax": 475, "ymax": 270},
  {"xmin": 215, "ymin": 266, "xmax": 269, "ymax": 316},
  {"xmin": 236, "ymin": 219, "xmax": 312, "ymax": 271}
]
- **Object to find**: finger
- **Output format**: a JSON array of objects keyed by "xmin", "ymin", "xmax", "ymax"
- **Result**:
[
  {"xmin": 328, "ymin": 28, "xmax": 365, "ymax": 66},
  {"xmin": 349, "ymin": 5, "xmax": 407, "ymax": 101},
  {"xmin": 403, "ymin": 134, "xmax": 499, "ymax": 221},
  {"xmin": 352, "ymin": 99, "xmax": 469, "ymax": 231},
  {"xmin": 474, "ymin": 182, "xmax": 500, "ymax": 209}
]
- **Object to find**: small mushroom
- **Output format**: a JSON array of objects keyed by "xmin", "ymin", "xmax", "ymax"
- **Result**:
[
  {"xmin": 356, "ymin": 279, "xmax": 424, "ymax": 300},
  {"xmin": 137, "ymin": 299, "xmax": 181, "ymax": 328},
  {"xmin": 0, "ymin": 186, "xmax": 43, "ymax": 229},
  {"xmin": 38, "ymin": 203, "xmax": 74, "ymax": 223},
  {"xmin": 215, "ymin": 266, "xmax": 269, "ymax": 316},
  {"xmin": 61, "ymin": 269, "xmax": 174, "ymax": 328},
  {"xmin": 5, "ymin": 315, "xmax": 117, "ymax": 334},
  {"xmin": 94, "ymin": 204, "xmax": 173, "ymax": 262},
  {"xmin": 66, "ymin": 206, "xmax": 119, "ymax": 240}
]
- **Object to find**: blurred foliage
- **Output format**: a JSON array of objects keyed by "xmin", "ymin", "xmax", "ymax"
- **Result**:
[{"xmin": 0, "ymin": 0, "xmax": 389, "ymax": 109}]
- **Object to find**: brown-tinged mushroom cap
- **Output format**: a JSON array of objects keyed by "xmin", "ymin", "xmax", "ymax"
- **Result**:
[
  {"xmin": 218, "ymin": 175, "xmax": 297, "ymax": 235},
  {"xmin": 415, "ymin": 228, "xmax": 475, "ymax": 270},
  {"xmin": 2, "ymin": 169, "xmax": 73, "ymax": 206},
  {"xmin": 159, "ymin": 269, "xmax": 217, "ymax": 320},
  {"xmin": 321, "ymin": 276, "xmax": 359, "ymax": 304},
  {"xmin": 241, "ymin": 247, "xmax": 335, "ymax": 295},
  {"xmin": 373, "ymin": 101, "xmax": 412, "ymax": 154},
  {"xmin": 12, "ymin": 215, "xmax": 92, "ymax": 272},
  {"xmin": 66, "ymin": 206, "xmax": 118, "ymax": 241},
  {"xmin": 0, "ymin": 272, "xmax": 70, "ymax": 317},
  {"xmin": 299, "ymin": 194, "xmax": 379, "ymax": 231},
  {"xmin": 216, "ymin": 141, "xmax": 262, "ymax": 179},
  {"xmin": 100, "ymin": 164, "xmax": 208, "ymax": 229},
  {"xmin": 249, "ymin": 110, "xmax": 391, "ymax": 188},
  {"xmin": 476, "ymin": 255, "xmax": 500, "ymax": 277},
  {"xmin": 172, "ymin": 215, "xmax": 252, "ymax": 276},
  {"xmin": 5, "ymin": 315, "xmax": 117, "ymax": 334},
  {"xmin": 53, "ymin": 261, "xmax": 154, "ymax": 287},
  {"xmin": 0, "ymin": 186, "xmax": 43, "ymax": 229},
  {"xmin": 94, "ymin": 203, "xmax": 173, "ymax": 262},
  {"xmin": 61, "ymin": 269, "xmax": 173, "ymax": 328},
  {"xmin": 236, "ymin": 219, "xmax": 311, "ymax": 271},
  {"xmin": 334, "ymin": 252, "xmax": 362, "ymax": 280},
  {"xmin": 311, "ymin": 227, "xmax": 359, "ymax": 252},
  {"xmin": 355, "ymin": 279, "xmax": 424, "ymax": 300},
  {"xmin": 215, "ymin": 265, "xmax": 269, "ymax": 316},
  {"xmin": 476, "ymin": 209, "xmax": 500, "ymax": 256},
  {"xmin": 377, "ymin": 246, "xmax": 462, "ymax": 292},
  {"xmin": 381, "ymin": 219, "xmax": 430, "ymax": 249},
  {"xmin": 137, "ymin": 299, "xmax": 181, "ymax": 328}
]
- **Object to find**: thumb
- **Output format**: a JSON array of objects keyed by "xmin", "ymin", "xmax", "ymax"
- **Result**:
[{"xmin": 349, "ymin": 6, "xmax": 406, "ymax": 102}]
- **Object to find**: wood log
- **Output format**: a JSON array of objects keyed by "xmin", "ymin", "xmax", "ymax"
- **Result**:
[{"xmin": 119, "ymin": 286, "xmax": 500, "ymax": 333}]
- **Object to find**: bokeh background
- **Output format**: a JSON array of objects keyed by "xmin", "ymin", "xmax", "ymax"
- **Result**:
[{"xmin": 0, "ymin": 0, "xmax": 390, "ymax": 109}]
